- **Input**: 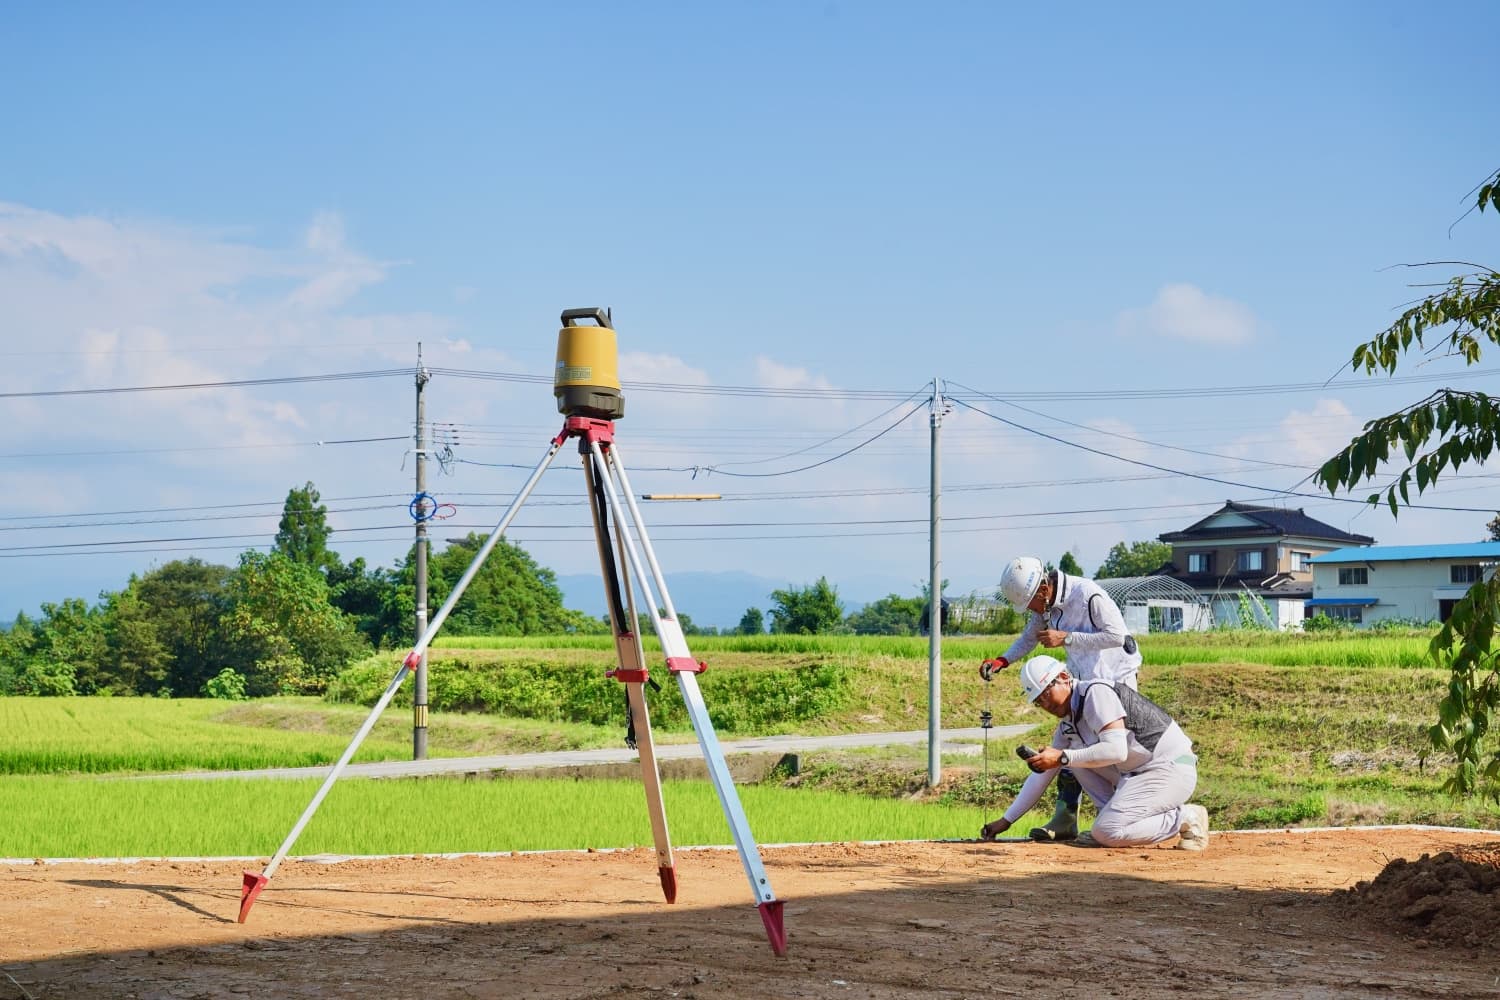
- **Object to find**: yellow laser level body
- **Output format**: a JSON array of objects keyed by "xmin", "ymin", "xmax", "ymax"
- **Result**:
[{"xmin": 554, "ymin": 306, "xmax": 624, "ymax": 420}]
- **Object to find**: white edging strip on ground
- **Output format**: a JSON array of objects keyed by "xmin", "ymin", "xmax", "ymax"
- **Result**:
[{"xmin": 4, "ymin": 823, "xmax": 1496, "ymax": 867}]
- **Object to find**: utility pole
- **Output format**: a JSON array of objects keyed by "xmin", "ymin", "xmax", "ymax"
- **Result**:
[
  {"xmin": 413, "ymin": 347, "xmax": 430, "ymax": 760},
  {"xmin": 928, "ymin": 376, "xmax": 944, "ymax": 788}
]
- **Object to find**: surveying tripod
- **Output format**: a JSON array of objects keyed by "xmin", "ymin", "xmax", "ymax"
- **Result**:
[{"xmin": 235, "ymin": 310, "xmax": 787, "ymax": 957}]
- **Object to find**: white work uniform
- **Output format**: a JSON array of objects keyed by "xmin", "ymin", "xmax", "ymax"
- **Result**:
[
  {"xmin": 1002, "ymin": 680, "xmax": 1197, "ymax": 846},
  {"xmin": 1002, "ymin": 573, "xmax": 1141, "ymax": 689}
]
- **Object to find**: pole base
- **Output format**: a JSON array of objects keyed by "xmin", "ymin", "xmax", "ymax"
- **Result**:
[
  {"xmin": 758, "ymin": 900, "xmax": 787, "ymax": 956},
  {"xmin": 658, "ymin": 865, "xmax": 677, "ymax": 904},
  {"xmin": 238, "ymin": 871, "xmax": 269, "ymax": 923}
]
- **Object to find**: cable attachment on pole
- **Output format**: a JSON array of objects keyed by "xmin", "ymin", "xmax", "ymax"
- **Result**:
[{"xmin": 409, "ymin": 493, "xmax": 436, "ymax": 522}]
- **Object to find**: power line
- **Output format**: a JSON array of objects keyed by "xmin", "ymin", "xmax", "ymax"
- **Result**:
[
  {"xmin": 0, "ymin": 436, "xmax": 406, "ymax": 461},
  {"xmin": 945, "ymin": 381, "xmax": 1306, "ymax": 471},
  {"xmin": 0, "ymin": 370, "xmax": 412, "ymax": 400},
  {"xmin": 950, "ymin": 397, "xmax": 1497, "ymax": 514}
]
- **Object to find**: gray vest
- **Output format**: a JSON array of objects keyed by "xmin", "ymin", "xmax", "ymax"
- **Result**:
[{"xmin": 1071, "ymin": 679, "xmax": 1173, "ymax": 752}]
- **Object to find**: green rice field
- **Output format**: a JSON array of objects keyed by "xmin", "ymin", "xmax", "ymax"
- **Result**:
[{"xmin": 0, "ymin": 775, "xmax": 1007, "ymax": 858}]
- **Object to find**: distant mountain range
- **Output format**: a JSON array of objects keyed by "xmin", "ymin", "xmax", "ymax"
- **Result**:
[{"xmin": 555, "ymin": 569, "xmax": 930, "ymax": 631}]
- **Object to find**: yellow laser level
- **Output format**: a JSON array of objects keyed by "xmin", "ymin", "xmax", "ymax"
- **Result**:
[{"xmin": 554, "ymin": 307, "xmax": 624, "ymax": 420}]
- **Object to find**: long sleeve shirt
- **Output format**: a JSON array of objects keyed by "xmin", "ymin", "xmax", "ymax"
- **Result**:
[{"xmin": 1001, "ymin": 573, "xmax": 1141, "ymax": 688}]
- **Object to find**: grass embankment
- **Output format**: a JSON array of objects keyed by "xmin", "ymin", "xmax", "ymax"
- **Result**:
[{"xmin": 4, "ymin": 629, "xmax": 1497, "ymax": 857}]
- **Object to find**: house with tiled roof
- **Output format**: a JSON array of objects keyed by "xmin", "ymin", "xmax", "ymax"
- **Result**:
[
  {"xmin": 1308, "ymin": 542, "xmax": 1500, "ymax": 626},
  {"xmin": 1157, "ymin": 501, "xmax": 1375, "ymax": 629}
]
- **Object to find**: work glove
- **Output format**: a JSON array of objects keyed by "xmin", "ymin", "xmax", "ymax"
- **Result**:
[{"xmin": 979, "ymin": 656, "xmax": 1009, "ymax": 682}]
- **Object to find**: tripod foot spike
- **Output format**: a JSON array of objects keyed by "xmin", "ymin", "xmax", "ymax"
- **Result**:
[
  {"xmin": 658, "ymin": 865, "xmax": 677, "ymax": 903},
  {"xmin": 757, "ymin": 900, "xmax": 787, "ymax": 956},
  {"xmin": 238, "ymin": 871, "xmax": 269, "ymax": 923}
]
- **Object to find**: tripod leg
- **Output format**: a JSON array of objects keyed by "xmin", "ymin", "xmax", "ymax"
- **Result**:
[
  {"xmin": 625, "ymin": 680, "xmax": 676, "ymax": 901},
  {"xmin": 582, "ymin": 452, "xmax": 677, "ymax": 901},
  {"xmin": 589, "ymin": 439, "xmax": 787, "ymax": 956},
  {"xmin": 236, "ymin": 432, "xmax": 569, "ymax": 923}
]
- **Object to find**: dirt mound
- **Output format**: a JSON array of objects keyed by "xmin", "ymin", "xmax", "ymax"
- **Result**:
[{"xmin": 1339, "ymin": 845, "xmax": 1500, "ymax": 949}]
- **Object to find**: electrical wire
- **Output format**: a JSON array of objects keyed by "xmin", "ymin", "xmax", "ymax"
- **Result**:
[
  {"xmin": 0, "ymin": 369, "xmax": 412, "ymax": 399},
  {"xmin": 945, "ymin": 381, "xmax": 1306, "ymax": 471},
  {"xmin": 949, "ymin": 397, "xmax": 1498, "ymax": 514},
  {"xmin": 690, "ymin": 401, "xmax": 929, "ymax": 478},
  {"xmin": 0, "ymin": 436, "xmax": 406, "ymax": 461}
]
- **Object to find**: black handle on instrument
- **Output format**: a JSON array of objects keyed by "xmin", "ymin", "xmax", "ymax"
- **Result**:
[
  {"xmin": 560, "ymin": 307, "xmax": 612, "ymax": 327},
  {"xmin": 1015, "ymin": 744, "xmax": 1038, "ymax": 760}
]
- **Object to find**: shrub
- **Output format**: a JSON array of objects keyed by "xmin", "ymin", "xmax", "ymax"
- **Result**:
[
  {"xmin": 14, "ymin": 661, "xmax": 77, "ymax": 697},
  {"xmin": 202, "ymin": 668, "xmax": 248, "ymax": 701}
]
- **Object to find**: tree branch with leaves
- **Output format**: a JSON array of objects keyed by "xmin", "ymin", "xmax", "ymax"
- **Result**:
[{"xmin": 1317, "ymin": 168, "xmax": 1500, "ymax": 797}]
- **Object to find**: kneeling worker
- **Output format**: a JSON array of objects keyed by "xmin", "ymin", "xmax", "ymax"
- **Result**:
[{"xmin": 979, "ymin": 656, "xmax": 1209, "ymax": 850}]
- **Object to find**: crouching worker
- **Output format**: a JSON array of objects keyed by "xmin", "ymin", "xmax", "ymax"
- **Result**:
[{"xmin": 979, "ymin": 656, "xmax": 1209, "ymax": 850}]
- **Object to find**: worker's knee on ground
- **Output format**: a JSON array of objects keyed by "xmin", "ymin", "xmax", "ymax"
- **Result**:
[{"xmin": 1088, "ymin": 815, "xmax": 1138, "ymax": 847}]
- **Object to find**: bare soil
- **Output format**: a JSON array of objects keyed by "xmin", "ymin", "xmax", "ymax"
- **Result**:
[{"xmin": 3, "ymin": 829, "xmax": 1499, "ymax": 999}]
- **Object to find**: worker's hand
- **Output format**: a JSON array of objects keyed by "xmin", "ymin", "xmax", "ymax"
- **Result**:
[
  {"xmin": 1038, "ymin": 629, "xmax": 1068, "ymax": 649},
  {"xmin": 979, "ymin": 657, "xmax": 1008, "ymax": 681},
  {"xmin": 979, "ymin": 817, "xmax": 1012, "ymax": 841},
  {"xmin": 1025, "ymin": 746, "xmax": 1066, "ymax": 771}
]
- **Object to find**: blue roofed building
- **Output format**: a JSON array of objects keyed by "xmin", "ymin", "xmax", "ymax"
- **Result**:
[{"xmin": 1307, "ymin": 542, "xmax": 1500, "ymax": 626}]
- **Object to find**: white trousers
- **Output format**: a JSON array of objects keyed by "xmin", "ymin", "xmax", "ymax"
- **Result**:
[{"xmin": 1075, "ymin": 759, "xmax": 1198, "ymax": 846}]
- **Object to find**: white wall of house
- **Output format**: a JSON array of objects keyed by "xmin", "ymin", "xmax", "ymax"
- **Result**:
[
  {"xmin": 1310, "ymin": 558, "xmax": 1491, "ymax": 625},
  {"xmin": 1121, "ymin": 601, "xmax": 1214, "ymax": 633},
  {"xmin": 1271, "ymin": 598, "xmax": 1305, "ymax": 630}
]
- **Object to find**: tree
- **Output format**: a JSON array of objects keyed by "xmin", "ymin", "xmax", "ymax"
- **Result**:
[
  {"xmin": 327, "ymin": 556, "xmax": 402, "ymax": 648},
  {"xmin": 768, "ymin": 578, "xmax": 844, "ymax": 634},
  {"xmin": 1317, "ymin": 167, "xmax": 1500, "ymax": 796},
  {"xmin": 221, "ymin": 550, "xmax": 371, "ymax": 696},
  {"xmin": 1095, "ymin": 540, "xmax": 1174, "ymax": 579},
  {"xmin": 412, "ymin": 533, "xmax": 575, "ymax": 635},
  {"xmin": 121, "ymin": 559, "xmax": 235, "ymax": 698},
  {"xmin": 31, "ymin": 598, "xmax": 108, "ymax": 695},
  {"xmin": 736, "ymin": 607, "xmax": 765, "ymax": 635},
  {"xmin": 1058, "ymin": 551, "xmax": 1084, "ymax": 576},
  {"xmin": 99, "ymin": 585, "xmax": 173, "ymax": 695},
  {"xmin": 1487, "ymin": 512, "xmax": 1500, "ymax": 542},
  {"xmin": 845, "ymin": 593, "xmax": 925, "ymax": 635},
  {"xmin": 274, "ymin": 481, "xmax": 335, "ymax": 574}
]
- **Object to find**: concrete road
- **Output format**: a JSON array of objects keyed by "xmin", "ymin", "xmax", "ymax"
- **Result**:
[{"xmin": 163, "ymin": 725, "xmax": 1035, "ymax": 781}]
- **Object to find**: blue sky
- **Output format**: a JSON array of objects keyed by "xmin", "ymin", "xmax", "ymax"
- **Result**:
[{"xmin": 2, "ymin": 1, "xmax": 1498, "ymax": 625}]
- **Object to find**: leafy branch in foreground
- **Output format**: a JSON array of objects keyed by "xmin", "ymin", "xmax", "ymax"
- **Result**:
[{"xmin": 1317, "ymin": 167, "xmax": 1500, "ymax": 798}]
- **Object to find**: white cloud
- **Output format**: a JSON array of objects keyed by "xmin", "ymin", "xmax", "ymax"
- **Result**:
[
  {"xmin": 1117, "ymin": 283, "xmax": 1259, "ymax": 345},
  {"xmin": 619, "ymin": 351, "xmax": 713, "ymax": 386},
  {"xmin": 1272, "ymin": 398, "xmax": 1362, "ymax": 467},
  {"xmin": 0, "ymin": 201, "xmax": 449, "ymax": 511},
  {"xmin": 286, "ymin": 210, "xmax": 388, "ymax": 310},
  {"xmin": 755, "ymin": 357, "xmax": 836, "ymax": 392}
]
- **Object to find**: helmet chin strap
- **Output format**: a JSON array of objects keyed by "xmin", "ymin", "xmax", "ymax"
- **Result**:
[{"xmin": 1048, "ymin": 570, "xmax": 1070, "ymax": 613}]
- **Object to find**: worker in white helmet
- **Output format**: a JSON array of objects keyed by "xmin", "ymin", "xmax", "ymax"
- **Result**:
[
  {"xmin": 979, "ymin": 656, "xmax": 1209, "ymax": 851},
  {"xmin": 980, "ymin": 555, "xmax": 1142, "ymax": 842}
]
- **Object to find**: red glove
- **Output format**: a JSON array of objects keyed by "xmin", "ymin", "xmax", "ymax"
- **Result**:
[{"xmin": 979, "ymin": 656, "xmax": 1009, "ymax": 681}]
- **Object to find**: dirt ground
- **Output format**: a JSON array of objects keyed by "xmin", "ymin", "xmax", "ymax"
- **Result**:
[{"xmin": 3, "ymin": 829, "xmax": 1498, "ymax": 999}]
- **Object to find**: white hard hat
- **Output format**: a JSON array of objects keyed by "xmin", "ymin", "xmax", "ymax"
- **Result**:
[
  {"xmin": 1019, "ymin": 655, "xmax": 1066, "ymax": 703},
  {"xmin": 1000, "ymin": 556, "xmax": 1045, "ymax": 608}
]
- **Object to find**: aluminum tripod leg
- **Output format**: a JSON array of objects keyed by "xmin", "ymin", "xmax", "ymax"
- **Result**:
[
  {"xmin": 236, "ymin": 432, "xmax": 571, "ymax": 922},
  {"xmin": 587, "ymin": 438, "xmax": 786, "ymax": 955},
  {"xmin": 582, "ymin": 451, "xmax": 677, "ymax": 902}
]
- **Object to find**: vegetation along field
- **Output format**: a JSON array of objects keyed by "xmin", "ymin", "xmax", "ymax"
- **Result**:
[{"xmin": 4, "ymin": 631, "xmax": 1497, "ymax": 859}]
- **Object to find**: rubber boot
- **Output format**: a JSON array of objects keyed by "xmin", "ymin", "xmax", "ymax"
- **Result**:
[{"xmin": 1029, "ymin": 798, "xmax": 1078, "ymax": 842}]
